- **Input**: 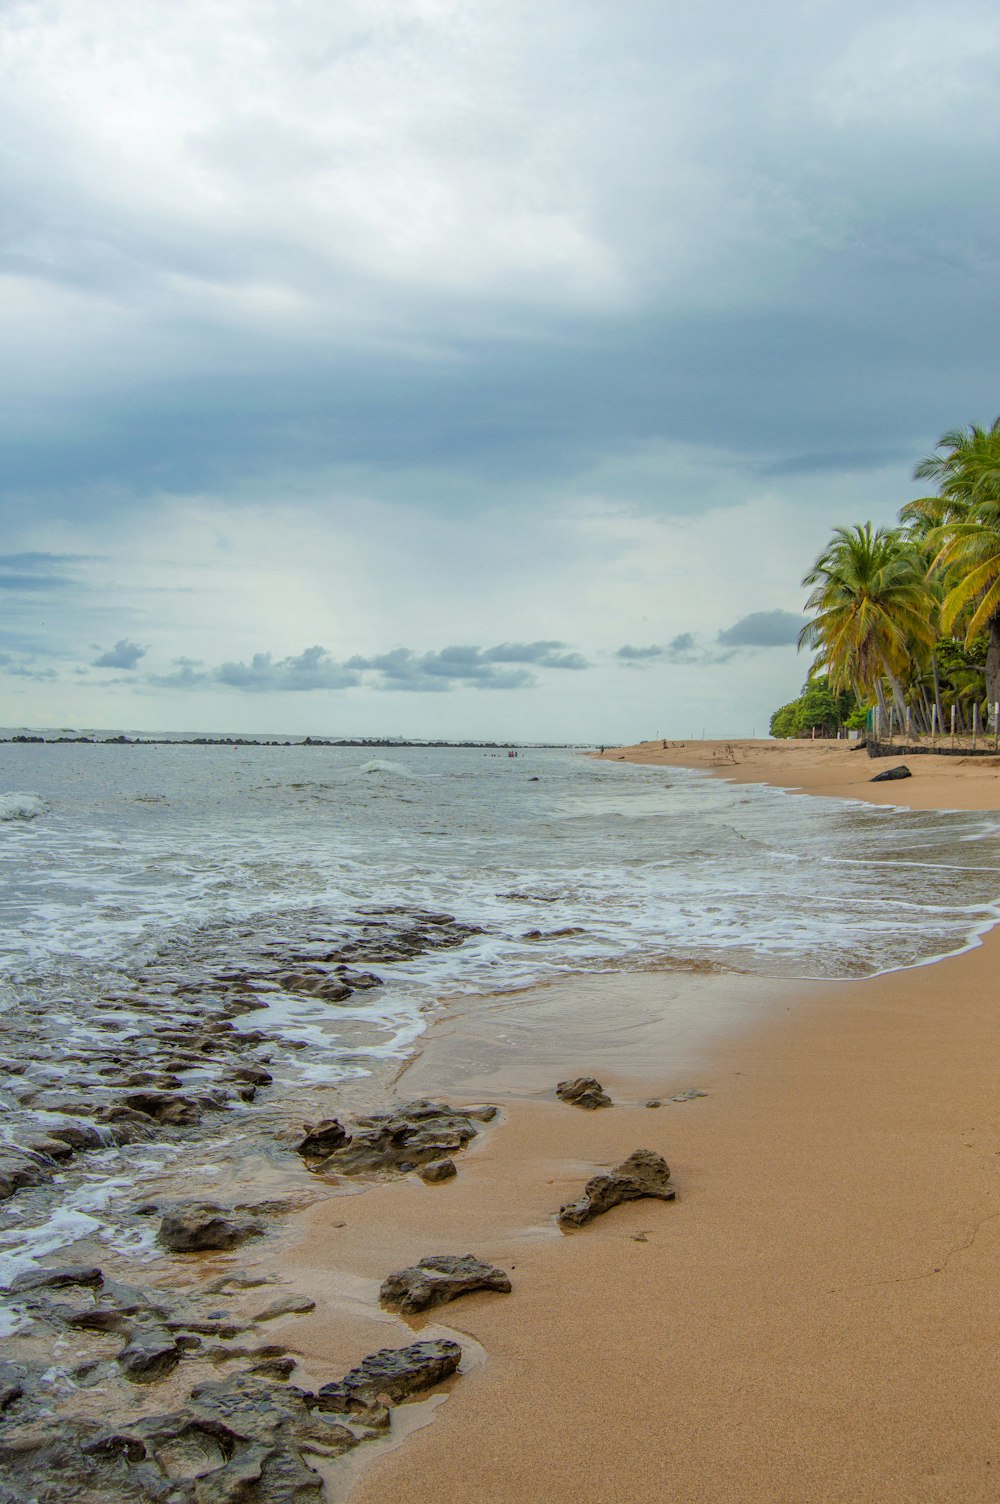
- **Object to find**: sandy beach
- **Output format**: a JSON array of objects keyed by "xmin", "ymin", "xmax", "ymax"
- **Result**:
[
  {"xmin": 596, "ymin": 736, "xmax": 1000, "ymax": 812},
  {"xmin": 271, "ymin": 740, "xmax": 1000, "ymax": 1503}
]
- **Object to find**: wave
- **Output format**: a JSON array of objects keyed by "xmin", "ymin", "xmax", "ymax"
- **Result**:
[
  {"xmin": 359, "ymin": 759, "xmax": 412, "ymax": 776},
  {"xmin": 0, "ymin": 792, "xmax": 46, "ymax": 822}
]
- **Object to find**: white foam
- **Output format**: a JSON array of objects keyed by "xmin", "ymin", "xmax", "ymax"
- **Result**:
[{"xmin": 0, "ymin": 791, "xmax": 46, "ymax": 821}]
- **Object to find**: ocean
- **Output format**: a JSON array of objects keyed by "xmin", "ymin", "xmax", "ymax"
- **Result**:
[{"xmin": 2, "ymin": 741, "xmax": 999, "ymax": 1296}]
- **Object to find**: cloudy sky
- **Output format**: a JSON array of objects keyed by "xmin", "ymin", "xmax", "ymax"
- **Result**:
[{"xmin": 3, "ymin": 0, "xmax": 999, "ymax": 740}]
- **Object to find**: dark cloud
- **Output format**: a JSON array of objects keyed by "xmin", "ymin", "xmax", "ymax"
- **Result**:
[
  {"xmin": 483, "ymin": 641, "xmax": 589, "ymax": 669},
  {"xmin": 345, "ymin": 646, "xmax": 537, "ymax": 693},
  {"xmin": 216, "ymin": 646, "xmax": 361, "ymax": 693},
  {"xmin": 92, "ymin": 639, "xmax": 148, "ymax": 670},
  {"xmin": 140, "ymin": 641, "xmax": 589, "ymax": 695},
  {"xmin": 717, "ymin": 611, "xmax": 806, "ymax": 648},
  {"xmin": 617, "ymin": 644, "xmax": 664, "ymax": 661}
]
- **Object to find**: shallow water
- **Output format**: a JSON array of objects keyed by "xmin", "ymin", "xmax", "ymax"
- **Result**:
[{"xmin": 1, "ymin": 741, "xmax": 999, "ymax": 1282}]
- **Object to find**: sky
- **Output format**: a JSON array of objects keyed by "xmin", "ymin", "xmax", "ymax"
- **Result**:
[{"xmin": 3, "ymin": 0, "xmax": 1000, "ymax": 741}]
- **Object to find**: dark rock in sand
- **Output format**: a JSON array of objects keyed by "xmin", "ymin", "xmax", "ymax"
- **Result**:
[
  {"xmin": 558, "ymin": 1149, "xmax": 676, "ymax": 1228},
  {"xmin": 556, "ymin": 1076, "xmax": 612, "ymax": 1110},
  {"xmin": 295, "ymin": 1118, "xmax": 351, "ymax": 1157},
  {"xmin": 417, "ymin": 1157, "xmax": 456, "ymax": 1183},
  {"xmin": 870, "ymin": 763, "xmax": 912, "ymax": 782},
  {"xmin": 157, "ymin": 1202, "xmax": 264, "ymax": 1253},
  {"xmin": 316, "ymin": 1339, "xmax": 462, "ymax": 1411},
  {"xmin": 116, "ymin": 1325, "xmax": 182, "ymax": 1383},
  {"xmin": 380, "ymin": 1254, "xmax": 511, "ymax": 1314},
  {"xmin": 316, "ymin": 1101, "xmax": 493, "ymax": 1178}
]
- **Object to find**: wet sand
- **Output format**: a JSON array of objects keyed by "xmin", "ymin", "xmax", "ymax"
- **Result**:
[{"xmin": 279, "ymin": 743, "xmax": 1000, "ymax": 1503}]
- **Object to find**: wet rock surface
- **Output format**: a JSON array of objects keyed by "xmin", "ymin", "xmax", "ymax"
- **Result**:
[
  {"xmin": 0, "ymin": 1263, "xmax": 467, "ymax": 1503},
  {"xmin": 558, "ymin": 1149, "xmax": 677, "ymax": 1228},
  {"xmin": 417, "ymin": 1157, "xmax": 457, "ymax": 1183},
  {"xmin": 158, "ymin": 1203, "xmax": 265, "ymax": 1253},
  {"xmin": 316, "ymin": 1339, "xmax": 462, "ymax": 1410},
  {"xmin": 315, "ymin": 1100, "xmax": 498, "ymax": 1178},
  {"xmin": 555, "ymin": 1076, "xmax": 613, "ymax": 1109},
  {"xmin": 380, "ymin": 1254, "xmax": 512, "ymax": 1314},
  {"xmin": 0, "ymin": 904, "xmax": 485, "ymax": 1215}
]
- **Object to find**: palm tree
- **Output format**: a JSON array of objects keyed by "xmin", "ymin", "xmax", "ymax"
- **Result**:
[
  {"xmin": 799, "ymin": 523, "xmax": 936, "ymax": 724},
  {"xmin": 918, "ymin": 419, "xmax": 1000, "ymax": 709}
]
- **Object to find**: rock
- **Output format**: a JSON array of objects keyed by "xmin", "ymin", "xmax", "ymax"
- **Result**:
[
  {"xmin": 117, "ymin": 1325, "xmax": 182, "ymax": 1383},
  {"xmin": 122, "ymin": 1089, "xmax": 204, "ymax": 1124},
  {"xmin": 556, "ymin": 1076, "xmax": 612, "ymax": 1110},
  {"xmin": 380, "ymin": 1254, "xmax": 511, "ymax": 1314},
  {"xmin": 0, "ymin": 1147, "xmax": 53, "ymax": 1201},
  {"xmin": 670, "ymin": 1088, "xmax": 708, "ymax": 1102},
  {"xmin": 44, "ymin": 1121, "xmax": 106, "ymax": 1151},
  {"xmin": 317, "ymin": 1101, "xmax": 486, "ymax": 1177},
  {"xmin": 645, "ymin": 1099, "xmax": 662, "ymax": 1109},
  {"xmin": 417, "ymin": 1157, "xmax": 456, "ymax": 1183},
  {"xmin": 296, "ymin": 1118, "xmax": 350, "ymax": 1157},
  {"xmin": 24, "ymin": 1135, "xmax": 75, "ymax": 1161},
  {"xmin": 870, "ymin": 763, "xmax": 912, "ymax": 782},
  {"xmin": 157, "ymin": 1202, "xmax": 264, "ymax": 1253},
  {"xmin": 0, "ymin": 1361, "xmax": 25, "ymax": 1412},
  {"xmin": 251, "ymin": 1356, "xmax": 297, "ymax": 1381},
  {"xmin": 230, "ymin": 1064, "xmax": 273, "ymax": 1086},
  {"xmin": 253, "ymin": 1295, "xmax": 317, "ymax": 1321},
  {"xmin": 558, "ymin": 1149, "xmax": 677, "ymax": 1228},
  {"xmin": 8, "ymin": 1264, "xmax": 104, "ymax": 1294},
  {"xmin": 315, "ymin": 1339, "xmax": 462, "ymax": 1411}
]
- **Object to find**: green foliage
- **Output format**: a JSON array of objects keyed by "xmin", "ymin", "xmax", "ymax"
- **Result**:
[{"xmin": 769, "ymin": 680, "xmax": 859, "ymax": 738}]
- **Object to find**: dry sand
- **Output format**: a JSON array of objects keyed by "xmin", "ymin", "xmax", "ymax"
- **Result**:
[
  {"xmin": 596, "ymin": 736, "xmax": 1000, "ymax": 812},
  {"xmin": 279, "ymin": 744, "xmax": 1000, "ymax": 1503}
]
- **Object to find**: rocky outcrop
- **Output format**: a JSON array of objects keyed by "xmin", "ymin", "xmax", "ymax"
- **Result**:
[
  {"xmin": 870, "ymin": 763, "xmax": 912, "ymax": 782},
  {"xmin": 158, "ymin": 1202, "xmax": 264, "ymax": 1253},
  {"xmin": 558, "ymin": 1149, "xmax": 676, "ymax": 1228},
  {"xmin": 295, "ymin": 1119, "xmax": 350, "ymax": 1158},
  {"xmin": 380, "ymin": 1254, "xmax": 511, "ymax": 1314},
  {"xmin": 417, "ymin": 1157, "xmax": 456, "ymax": 1183},
  {"xmin": 315, "ymin": 1100, "xmax": 497, "ymax": 1178},
  {"xmin": 316, "ymin": 1339, "xmax": 462, "ymax": 1410},
  {"xmin": 0, "ymin": 1267, "xmax": 466, "ymax": 1504},
  {"xmin": 556, "ymin": 1076, "xmax": 612, "ymax": 1109},
  {"xmin": 116, "ymin": 1324, "xmax": 182, "ymax": 1383}
]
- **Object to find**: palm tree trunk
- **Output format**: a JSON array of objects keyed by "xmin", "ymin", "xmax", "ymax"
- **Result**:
[
  {"xmin": 986, "ymin": 616, "xmax": 1000, "ymax": 716},
  {"xmin": 883, "ymin": 665, "xmax": 908, "ymax": 723},
  {"xmin": 931, "ymin": 650, "xmax": 945, "ymax": 737}
]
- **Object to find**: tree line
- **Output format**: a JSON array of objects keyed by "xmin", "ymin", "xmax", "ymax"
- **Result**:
[{"xmin": 771, "ymin": 418, "xmax": 1000, "ymax": 739}]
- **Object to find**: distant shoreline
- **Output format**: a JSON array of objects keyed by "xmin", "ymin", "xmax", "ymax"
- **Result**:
[{"xmin": 1, "ymin": 734, "xmax": 590, "ymax": 749}]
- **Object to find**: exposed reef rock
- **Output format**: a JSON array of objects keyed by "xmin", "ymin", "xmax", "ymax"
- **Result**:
[
  {"xmin": 380, "ymin": 1254, "xmax": 511, "ymax": 1314},
  {"xmin": 417, "ymin": 1157, "xmax": 456, "ymax": 1184},
  {"xmin": 316, "ymin": 1339, "xmax": 462, "ymax": 1410},
  {"xmin": 558, "ymin": 1149, "xmax": 676, "ymax": 1228},
  {"xmin": 158, "ymin": 1202, "xmax": 265, "ymax": 1253},
  {"xmin": 295, "ymin": 1119, "xmax": 350, "ymax": 1158},
  {"xmin": 555, "ymin": 1076, "xmax": 612, "ymax": 1109},
  {"xmin": 0, "ymin": 1265, "xmax": 465, "ymax": 1504},
  {"xmin": 315, "ymin": 1100, "xmax": 497, "ymax": 1178}
]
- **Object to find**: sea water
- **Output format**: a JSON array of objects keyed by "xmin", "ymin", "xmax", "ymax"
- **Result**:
[{"xmin": 1, "ymin": 741, "xmax": 999, "ymax": 1284}]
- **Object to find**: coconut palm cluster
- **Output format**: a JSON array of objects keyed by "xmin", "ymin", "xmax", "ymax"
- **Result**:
[{"xmin": 782, "ymin": 419, "xmax": 1000, "ymax": 739}]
